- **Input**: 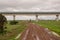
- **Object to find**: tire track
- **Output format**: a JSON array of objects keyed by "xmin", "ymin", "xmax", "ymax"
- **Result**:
[{"xmin": 20, "ymin": 23, "xmax": 60, "ymax": 40}]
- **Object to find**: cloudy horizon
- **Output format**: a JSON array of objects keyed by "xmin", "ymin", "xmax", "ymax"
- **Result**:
[
  {"xmin": 0, "ymin": 0, "xmax": 60, "ymax": 12},
  {"xmin": 5, "ymin": 15, "xmax": 60, "ymax": 20}
]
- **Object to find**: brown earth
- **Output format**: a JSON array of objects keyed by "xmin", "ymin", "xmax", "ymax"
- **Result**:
[{"xmin": 20, "ymin": 23, "xmax": 60, "ymax": 40}]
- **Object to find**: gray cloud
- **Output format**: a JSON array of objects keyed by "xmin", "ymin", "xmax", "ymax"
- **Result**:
[{"xmin": 0, "ymin": 0, "xmax": 60, "ymax": 12}]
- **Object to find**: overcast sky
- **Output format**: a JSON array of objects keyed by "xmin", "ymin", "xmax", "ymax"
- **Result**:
[{"xmin": 0, "ymin": 0, "xmax": 60, "ymax": 12}]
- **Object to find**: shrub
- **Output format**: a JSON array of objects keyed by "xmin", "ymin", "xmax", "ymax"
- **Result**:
[
  {"xmin": 0, "ymin": 14, "xmax": 7, "ymax": 34},
  {"xmin": 10, "ymin": 21, "xmax": 18, "ymax": 25}
]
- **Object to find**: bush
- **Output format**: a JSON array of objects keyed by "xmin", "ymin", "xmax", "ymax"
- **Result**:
[
  {"xmin": 0, "ymin": 14, "xmax": 7, "ymax": 34},
  {"xmin": 10, "ymin": 21, "xmax": 18, "ymax": 25}
]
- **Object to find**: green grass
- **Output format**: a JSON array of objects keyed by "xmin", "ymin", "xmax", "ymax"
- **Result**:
[
  {"xmin": 0, "ymin": 20, "xmax": 60, "ymax": 40},
  {"xmin": 0, "ymin": 21, "xmax": 27, "ymax": 40},
  {"xmin": 33, "ymin": 20, "xmax": 60, "ymax": 35}
]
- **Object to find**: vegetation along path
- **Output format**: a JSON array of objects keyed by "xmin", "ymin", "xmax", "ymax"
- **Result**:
[{"xmin": 20, "ymin": 22, "xmax": 60, "ymax": 40}]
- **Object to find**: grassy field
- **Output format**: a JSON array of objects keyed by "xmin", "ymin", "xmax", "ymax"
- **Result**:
[
  {"xmin": 33, "ymin": 20, "xmax": 60, "ymax": 35},
  {"xmin": 0, "ymin": 21, "xmax": 27, "ymax": 40},
  {"xmin": 0, "ymin": 20, "xmax": 60, "ymax": 40}
]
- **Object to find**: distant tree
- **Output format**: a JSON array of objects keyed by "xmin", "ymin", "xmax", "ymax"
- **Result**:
[
  {"xmin": 9, "ymin": 14, "xmax": 18, "ymax": 25},
  {"xmin": 13, "ymin": 14, "xmax": 15, "ymax": 21},
  {"xmin": 56, "ymin": 15, "xmax": 59, "ymax": 21},
  {"xmin": 29, "ymin": 19, "xmax": 31, "ymax": 22},
  {"xmin": 36, "ymin": 14, "xmax": 38, "ymax": 22},
  {"xmin": 0, "ymin": 14, "xmax": 7, "ymax": 34}
]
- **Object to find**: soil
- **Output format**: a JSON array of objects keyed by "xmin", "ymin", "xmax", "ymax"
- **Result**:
[{"xmin": 20, "ymin": 23, "xmax": 60, "ymax": 40}]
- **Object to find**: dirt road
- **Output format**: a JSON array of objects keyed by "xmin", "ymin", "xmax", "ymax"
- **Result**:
[{"xmin": 20, "ymin": 23, "xmax": 60, "ymax": 40}]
